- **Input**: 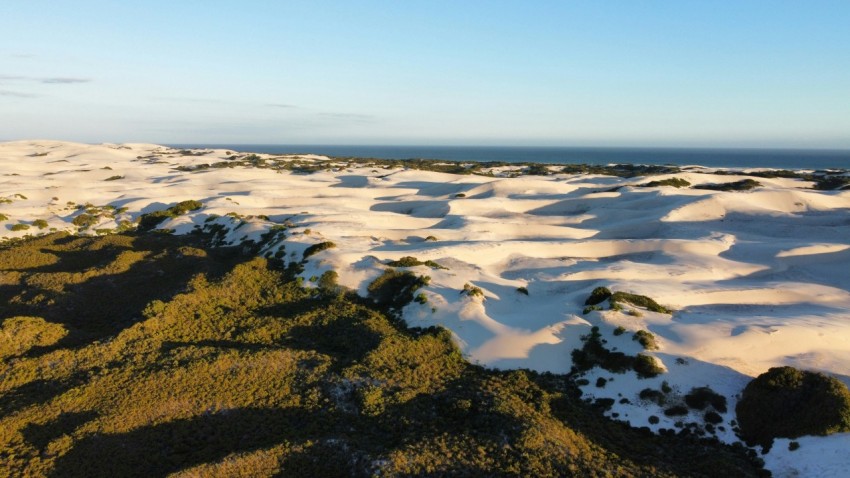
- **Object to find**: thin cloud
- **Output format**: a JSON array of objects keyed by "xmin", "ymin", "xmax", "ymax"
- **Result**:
[
  {"xmin": 0, "ymin": 89, "xmax": 39, "ymax": 98},
  {"xmin": 266, "ymin": 103, "xmax": 297, "ymax": 108},
  {"xmin": 0, "ymin": 74, "xmax": 91, "ymax": 84},
  {"xmin": 152, "ymin": 96, "xmax": 231, "ymax": 104},
  {"xmin": 318, "ymin": 112, "xmax": 375, "ymax": 120},
  {"xmin": 41, "ymin": 77, "xmax": 90, "ymax": 84}
]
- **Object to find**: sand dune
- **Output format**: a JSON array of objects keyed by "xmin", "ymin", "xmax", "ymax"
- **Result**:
[{"xmin": 2, "ymin": 141, "xmax": 849, "ymax": 476}]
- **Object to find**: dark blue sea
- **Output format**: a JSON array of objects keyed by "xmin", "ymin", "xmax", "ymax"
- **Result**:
[{"xmin": 169, "ymin": 145, "xmax": 850, "ymax": 170}]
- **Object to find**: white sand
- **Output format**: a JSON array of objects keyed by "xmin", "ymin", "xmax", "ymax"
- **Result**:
[{"xmin": 2, "ymin": 140, "xmax": 849, "ymax": 476}]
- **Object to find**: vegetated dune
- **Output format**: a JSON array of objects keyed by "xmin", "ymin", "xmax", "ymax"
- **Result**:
[{"xmin": 2, "ymin": 140, "xmax": 850, "ymax": 476}]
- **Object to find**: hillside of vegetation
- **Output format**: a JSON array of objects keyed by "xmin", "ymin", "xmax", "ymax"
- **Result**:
[{"xmin": 0, "ymin": 232, "xmax": 765, "ymax": 477}]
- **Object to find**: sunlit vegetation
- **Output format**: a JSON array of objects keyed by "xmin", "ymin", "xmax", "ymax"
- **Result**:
[
  {"xmin": 137, "ymin": 200, "xmax": 203, "ymax": 232},
  {"xmin": 460, "ymin": 283, "xmax": 484, "ymax": 298},
  {"xmin": 0, "ymin": 233, "xmax": 765, "ymax": 476},
  {"xmin": 638, "ymin": 177, "xmax": 691, "ymax": 188},
  {"xmin": 386, "ymin": 256, "xmax": 448, "ymax": 270},
  {"xmin": 632, "ymin": 330, "xmax": 659, "ymax": 350},
  {"xmin": 571, "ymin": 326, "xmax": 663, "ymax": 378}
]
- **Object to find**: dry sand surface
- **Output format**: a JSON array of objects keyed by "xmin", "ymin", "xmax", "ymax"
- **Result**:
[{"xmin": 2, "ymin": 140, "xmax": 849, "ymax": 476}]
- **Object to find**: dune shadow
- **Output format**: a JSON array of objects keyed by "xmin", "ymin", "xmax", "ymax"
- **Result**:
[
  {"xmin": 370, "ymin": 200, "xmax": 450, "ymax": 218},
  {"xmin": 331, "ymin": 175, "xmax": 369, "ymax": 188}
]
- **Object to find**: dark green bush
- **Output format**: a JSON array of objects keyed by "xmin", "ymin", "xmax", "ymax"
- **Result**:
[
  {"xmin": 684, "ymin": 387, "xmax": 727, "ymax": 413},
  {"xmin": 613, "ymin": 326, "xmax": 626, "ymax": 336},
  {"xmin": 639, "ymin": 177, "xmax": 691, "ymax": 188},
  {"xmin": 634, "ymin": 354, "xmax": 664, "ymax": 378},
  {"xmin": 367, "ymin": 269, "xmax": 430, "ymax": 310},
  {"xmin": 585, "ymin": 287, "xmax": 612, "ymax": 306},
  {"xmin": 10, "ymin": 223, "xmax": 30, "ymax": 231},
  {"xmin": 302, "ymin": 241, "xmax": 336, "ymax": 260},
  {"xmin": 694, "ymin": 179, "xmax": 762, "ymax": 191},
  {"xmin": 137, "ymin": 200, "xmax": 203, "ymax": 232},
  {"xmin": 611, "ymin": 291, "xmax": 671, "ymax": 314},
  {"xmin": 387, "ymin": 256, "xmax": 447, "ymax": 270},
  {"xmin": 32, "ymin": 219, "xmax": 49, "ymax": 229},
  {"xmin": 664, "ymin": 406, "xmax": 689, "ymax": 417},
  {"xmin": 736, "ymin": 366, "xmax": 850, "ymax": 445},
  {"xmin": 516, "ymin": 286, "xmax": 529, "ymax": 295}
]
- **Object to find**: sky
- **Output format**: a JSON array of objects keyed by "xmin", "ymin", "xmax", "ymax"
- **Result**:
[{"xmin": 2, "ymin": 1, "xmax": 849, "ymax": 148}]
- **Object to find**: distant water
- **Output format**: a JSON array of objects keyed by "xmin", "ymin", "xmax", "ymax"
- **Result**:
[{"xmin": 169, "ymin": 145, "xmax": 850, "ymax": 170}]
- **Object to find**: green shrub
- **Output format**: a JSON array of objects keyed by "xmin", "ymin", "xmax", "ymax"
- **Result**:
[
  {"xmin": 582, "ymin": 305, "xmax": 603, "ymax": 315},
  {"xmin": 10, "ymin": 223, "xmax": 30, "ymax": 231},
  {"xmin": 613, "ymin": 326, "xmax": 626, "ymax": 336},
  {"xmin": 664, "ymin": 405, "xmax": 689, "ymax": 417},
  {"xmin": 634, "ymin": 354, "xmax": 664, "ymax": 378},
  {"xmin": 104, "ymin": 175, "xmax": 124, "ymax": 181},
  {"xmin": 32, "ymin": 219, "xmax": 49, "ymax": 229},
  {"xmin": 316, "ymin": 270, "xmax": 339, "ymax": 292},
  {"xmin": 137, "ymin": 200, "xmax": 203, "ymax": 232},
  {"xmin": 585, "ymin": 287, "xmax": 612, "ymax": 306},
  {"xmin": 638, "ymin": 177, "xmax": 691, "ymax": 188},
  {"xmin": 632, "ymin": 330, "xmax": 659, "ymax": 350},
  {"xmin": 387, "ymin": 256, "xmax": 447, "ymax": 270},
  {"xmin": 611, "ymin": 291, "xmax": 671, "ymax": 314},
  {"xmin": 461, "ymin": 283, "xmax": 484, "ymax": 298},
  {"xmin": 736, "ymin": 366, "xmax": 850, "ymax": 445},
  {"xmin": 0, "ymin": 214, "xmax": 8, "ymax": 221},
  {"xmin": 516, "ymin": 286, "xmax": 529, "ymax": 295},
  {"xmin": 694, "ymin": 179, "xmax": 762, "ymax": 191},
  {"xmin": 367, "ymin": 269, "xmax": 431, "ymax": 310},
  {"xmin": 302, "ymin": 241, "xmax": 336, "ymax": 260},
  {"xmin": 684, "ymin": 387, "xmax": 727, "ymax": 413}
]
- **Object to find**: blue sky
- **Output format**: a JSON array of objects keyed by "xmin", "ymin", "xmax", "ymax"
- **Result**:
[{"xmin": 2, "ymin": 1, "xmax": 849, "ymax": 147}]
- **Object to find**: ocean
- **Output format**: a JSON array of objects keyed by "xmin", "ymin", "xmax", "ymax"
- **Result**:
[{"xmin": 169, "ymin": 145, "xmax": 850, "ymax": 170}]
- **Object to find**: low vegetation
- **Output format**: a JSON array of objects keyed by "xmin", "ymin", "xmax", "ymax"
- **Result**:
[
  {"xmin": 386, "ymin": 256, "xmax": 448, "ymax": 270},
  {"xmin": 638, "ymin": 177, "xmax": 691, "ymax": 188},
  {"xmin": 694, "ymin": 179, "xmax": 762, "ymax": 191},
  {"xmin": 571, "ymin": 326, "xmax": 664, "ymax": 379},
  {"xmin": 302, "ymin": 241, "xmax": 336, "ymax": 260},
  {"xmin": 137, "ymin": 200, "xmax": 203, "ymax": 232},
  {"xmin": 366, "ymin": 269, "xmax": 431, "ymax": 311},
  {"xmin": 736, "ymin": 366, "xmax": 850, "ymax": 446},
  {"xmin": 0, "ymin": 233, "xmax": 766, "ymax": 476}
]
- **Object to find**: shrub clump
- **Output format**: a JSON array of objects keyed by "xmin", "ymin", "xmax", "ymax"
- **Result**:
[
  {"xmin": 137, "ymin": 200, "xmax": 203, "ymax": 232},
  {"xmin": 633, "ymin": 330, "xmax": 659, "ymax": 350},
  {"xmin": 610, "ymin": 291, "xmax": 671, "ymax": 314},
  {"xmin": 386, "ymin": 256, "xmax": 448, "ymax": 270},
  {"xmin": 302, "ymin": 241, "xmax": 337, "ymax": 260},
  {"xmin": 634, "ymin": 354, "xmax": 665, "ymax": 378},
  {"xmin": 461, "ymin": 283, "xmax": 484, "ymax": 298},
  {"xmin": 32, "ymin": 219, "xmax": 49, "ymax": 229},
  {"xmin": 639, "ymin": 177, "xmax": 691, "ymax": 188},
  {"xmin": 367, "ymin": 269, "xmax": 431, "ymax": 310},
  {"xmin": 10, "ymin": 223, "xmax": 30, "ymax": 231},
  {"xmin": 736, "ymin": 366, "xmax": 850, "ymax": 445},
  {"xmin": 585, "ymin": 287, "xmax": 612, "ymax": 306},
  {"xmin": 694, "ymin": 179, "xmax": 762, "ymax": 191},
  {"xmin": 684, "ymin": 387, "xmax": 727, "ymax": 413}
]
